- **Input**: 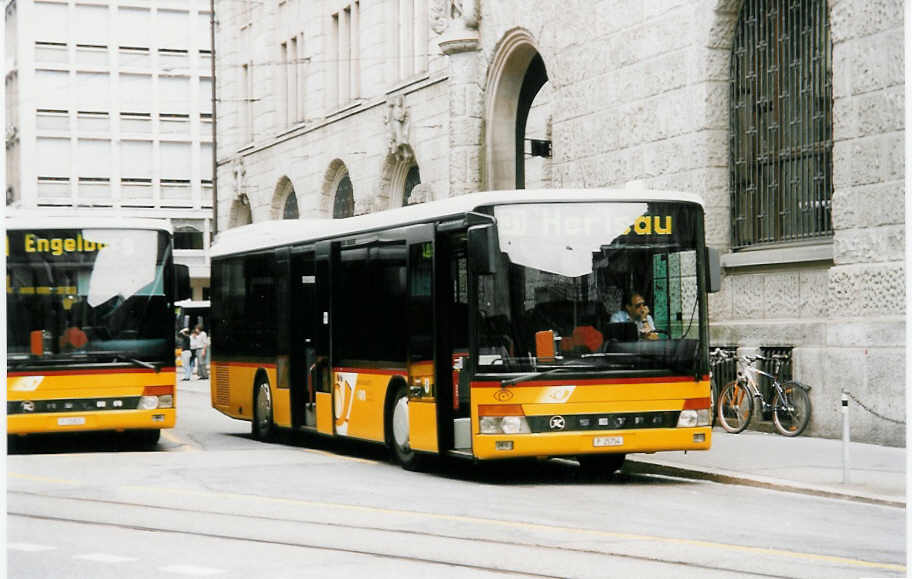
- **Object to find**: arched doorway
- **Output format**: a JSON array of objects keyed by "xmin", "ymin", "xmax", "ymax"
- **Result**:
[
  {"xmin": 272, "ymin": 176, "xmax": 298, "ymax": 219},
  {"xmin": 486, "ymin": 29, "xmax": 550, "ymax": 190}
]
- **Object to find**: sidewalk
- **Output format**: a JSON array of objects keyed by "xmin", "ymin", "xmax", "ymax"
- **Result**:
[{"xmin": 626, "ymin": 429, "xmax": 907, "ymax": 507}]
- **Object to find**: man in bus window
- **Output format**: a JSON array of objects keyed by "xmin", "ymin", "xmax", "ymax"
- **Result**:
[{"xmin": 610, "ymin": 291, "xmax": 659, "ymax": 340}]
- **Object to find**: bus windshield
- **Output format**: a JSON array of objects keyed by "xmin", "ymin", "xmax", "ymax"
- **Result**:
[
  {"xmin": 7, "ymin": 229, "xmax": 173, "ymax": 367},
  {"xmin": 476, "ymin": 202, "xmax": 704, "ymax": 376}
]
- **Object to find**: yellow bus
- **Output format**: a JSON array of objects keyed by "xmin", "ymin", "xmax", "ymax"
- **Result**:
[
  {"xmin": 209, "ymin": 189, "xmax": 720, "ymax": 473},
  {"xmin": 6, "ymin": 217, "xmax": 191, "ymax": 446}
]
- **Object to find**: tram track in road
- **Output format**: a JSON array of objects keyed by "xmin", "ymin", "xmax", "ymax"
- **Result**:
[{"xmin": 9, "ymin": 488, "xmax": 887, "ymax": 578}]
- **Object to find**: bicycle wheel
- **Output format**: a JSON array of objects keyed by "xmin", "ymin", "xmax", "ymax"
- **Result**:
[
  {"xmin": 717, "ymin": 380, "xmax": 753, "ymax": 434},
  {"xmin": 772, "ymin": 381, "xmax": 811, "ymax": 437}
]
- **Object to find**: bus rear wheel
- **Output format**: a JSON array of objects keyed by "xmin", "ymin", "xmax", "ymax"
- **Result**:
[
  {"xmin": 578, "ymin": 454, "xmax": 626, "ymax": 478},
  {"xmin": 386, "ymin": 384, "xmax": 423, "ymax": 471},
  {"xmin": 252, "ymin": 381, "xmax": 275, "ymax": 441}
]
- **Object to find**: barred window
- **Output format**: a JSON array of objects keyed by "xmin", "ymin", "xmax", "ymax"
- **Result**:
[{"xmin": 729, "ymin": 0, "xmax": 832, "ymax": 249}]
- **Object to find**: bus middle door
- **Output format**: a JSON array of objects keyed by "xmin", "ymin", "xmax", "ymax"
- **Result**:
[{"xmin": 405, "ymin": 225, "xmax": 438, "ymax": 453}]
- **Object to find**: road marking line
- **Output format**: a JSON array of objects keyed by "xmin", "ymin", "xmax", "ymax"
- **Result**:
[
  {"xmin": 74, "ymin": 553, "xmax": 138, "ymax": 563},
  {"xmin": 8, "ymin": 472, "xmax": 78, "ymax": 485},
  {"xmin": 159, "ymin": 564, "xmax": 226, "ymax": 576},
  {"xmin": 8, "ymin": 542, "xmax": 56, "ymax": 552},
  {"xmin": 128, "ymin": 485, "xmax": 907, "ymax": 573}
]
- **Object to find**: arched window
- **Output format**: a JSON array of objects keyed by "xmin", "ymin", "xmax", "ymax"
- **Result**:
[
  {"xmin": 403, "ymin": 165, "xmax": 420, "ymax": 205},
  {"xmin": 333, "ymin": 175, "xmax": 354, "ymax": 218},
  {"xmin": 283, "ymin": 190, "xmax": 299, "ymax": 219},
  {"xmin": 729, "ymin": 0, "xmax": 832, "ymax": 249}
]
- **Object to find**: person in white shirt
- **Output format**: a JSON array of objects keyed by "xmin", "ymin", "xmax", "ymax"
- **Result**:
[
  {"xmin": 609, "ymin": 291, "xmax": 659, "ymax": 340},
  {"xmin": 195, "ymin": 325, "xmax": 209, "ymax": 379}
]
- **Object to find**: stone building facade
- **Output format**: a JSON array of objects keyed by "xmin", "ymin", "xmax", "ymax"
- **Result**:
[{"xmin": 213, "ymin": 0, "xmax": 905, "ymax": 445}]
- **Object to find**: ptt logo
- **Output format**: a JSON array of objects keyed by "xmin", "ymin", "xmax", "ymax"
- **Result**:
[
  {"xmin": 493, "ymin": 389, "xmax": 514, "ymax": 402},
  {"xmin": 549, "ymin": 416, "xmax": 566, "ymax": 431}
]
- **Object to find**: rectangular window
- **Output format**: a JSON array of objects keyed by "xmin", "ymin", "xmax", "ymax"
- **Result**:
[
  {"xmin": 160, "ymin": 113, "xmax": 190, "ymax": 135},
  {"xmin": 117, "ymin": 7, "xmax": 151, "ymax": 48},
  {"xmin": 280, "ymin": 41, "xmax": 289, "ymax": 126},
  {"xmin": 121, "ymin": 112, "xmax": 152, "ymax": 134},
  {"xmin": 36, "ymin": 109, "xmax": 69, "ymax": 131},
  {"xmin": 119, "ymin": 73, "xmax": 153, "ymax": 112},
  {"xmin": 159, "ymin": 76, "xmax": 191, "ymax": 113},
  {"xmin": 119, "ymin": 46, "xmax": 151, "ymax": 69},
  {"xmin": 288, "ymin": 37, "xmax": 298, "ymax": 124},
  {"xmin": 35, "ymin": 41, "xmax": 68, "ymax": 65},
  {"xmin": 74, "ymin": 4, "xmax": 109, "ymax": 46},
  {"xmin": 76, "ymin": 111, "xmax": 109, "ymax": 133},
  {"xmin": 336, "ymin": 240, "xmax": 407, "ymax": 363},
  {"xmin": 76, "ymin": 72, "xmax": 110, "ymax": 109},
  {"xmin": 76, "ymin": 44, "xmax": 108, "ymax": 67}
]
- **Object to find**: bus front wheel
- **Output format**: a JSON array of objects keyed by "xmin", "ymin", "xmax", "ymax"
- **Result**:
[
  {"xmin": 252, "ymin": 381, "xmax": 275, "ymax": 441},
  {"xmin": 386, "ymin": 384, "xmax": 423, "ymax": 471}
]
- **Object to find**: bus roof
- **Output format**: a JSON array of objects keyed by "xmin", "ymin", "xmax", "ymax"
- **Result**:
[
  {"xmin": 5, "ymin": 214, "xmax": 173, "ymax": 233},
  {"xmin": 210, "ymin": 188, "xmax": 705, "ymax": 258}
]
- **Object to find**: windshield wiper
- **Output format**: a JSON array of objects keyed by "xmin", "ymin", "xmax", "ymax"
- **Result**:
[{"xmin": 500, "ymin": 367, "xmax": 573, "ymax": 387}]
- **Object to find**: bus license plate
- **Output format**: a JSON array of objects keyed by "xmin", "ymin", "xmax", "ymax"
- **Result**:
[
  {"xmin": 593, "ymin": 435, "xmax": 623, "ymax": 447},
  {"xmin": 58, "ymin": 417, "xmax": 86, "ymax": 426}
]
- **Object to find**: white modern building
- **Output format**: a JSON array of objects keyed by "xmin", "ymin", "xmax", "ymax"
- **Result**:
[{"xmin": 5, "ymin": 0, "xmax": 215, "ymax": 298}]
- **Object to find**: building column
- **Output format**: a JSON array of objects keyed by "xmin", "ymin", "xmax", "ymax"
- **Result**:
[{"xmin": 438, "ymin": 3, "xmax": 482, "ymax": 197}]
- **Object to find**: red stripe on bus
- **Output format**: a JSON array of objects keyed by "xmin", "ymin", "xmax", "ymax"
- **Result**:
[
  {"xmin": 7, "ymin": 367, "xmax": 177, "ymax": 377},
  {"xmin": 334, "ymin": 367, "xmax": 407, "ymax": 376},
  {"xmin": 471, "ymin": 375, "xmax": 709, "ymax": 388}
]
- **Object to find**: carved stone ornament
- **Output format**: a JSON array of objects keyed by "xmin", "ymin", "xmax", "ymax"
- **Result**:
[
  {"xmin": 385, "ymin": 95, "xmax": 413, "ymax": 164},
  {"xmin": 232, "ymin": 157, "xmax": 247, "ymax": 197},
  {"xmin": 432, "ymin": 0, "xmax": 479, "ymax": 35}
]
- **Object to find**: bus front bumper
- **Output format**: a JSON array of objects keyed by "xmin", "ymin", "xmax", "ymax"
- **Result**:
[
  {"xmin": 472, "ymin": 427, "xmax": 711, "ymax": 460},
  {"xmin": 8, "ymin": 409, "xmax": 176, "ymax": 435}
]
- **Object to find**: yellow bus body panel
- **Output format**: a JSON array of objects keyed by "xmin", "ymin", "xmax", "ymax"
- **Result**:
[
  {"xmin": 409, "ymin": 400, "xmax": 438, "ymax": 452},
  {"xmin": 316, "ymin": 392, "xmax": 334, "ymax": 435},
  {"xmin": 471, "ymin": 378, "xmax": 712, "ymax": 460},
  {"xmin": 7, "ymin": 370, "xmax": 177, "ymax": 435},
  {"xmin": 210, "ymin": 362, "xmax": 276, "ymax": 422},
  {"xmin": 332, "ymin": 370, "xmax": 390, "ymax": 442}
]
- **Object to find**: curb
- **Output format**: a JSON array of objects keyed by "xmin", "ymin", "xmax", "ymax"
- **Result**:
[{"xmin": 624, "ymin": 459, "xmax": 906, "ymax": 509}]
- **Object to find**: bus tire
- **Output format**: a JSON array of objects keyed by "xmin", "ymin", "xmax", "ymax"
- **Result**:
[
  {"xmin": 252, "ymin": 379, "xmax": 275, "ymax": 442},
  {"xmin": 385, "ymin": 383, "xmax": 423, "ymax": 471},
  {"xmin": 578, "ymin": 453, "xmax": 626, "ymax": 478}
]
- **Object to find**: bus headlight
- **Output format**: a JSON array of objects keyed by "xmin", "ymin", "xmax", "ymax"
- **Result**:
[
  {"xmin": 138, "ymin": 396, "xmax": 159, "ymax": 410},
  {"xmin": 677, "ymin": 409, "xmax": 711, "ymax": 428},
  {"xmin": 157, "ymin": 395, "xmax": 174, "ymax": 409},
  {"xmin": 479, "ymin": 415, "xmax": 530, "ymax": 434},
  {"xmin": 500, "ymin": 416, "xmax": 531, "ymax": 434}
]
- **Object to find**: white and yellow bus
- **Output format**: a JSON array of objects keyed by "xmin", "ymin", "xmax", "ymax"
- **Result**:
[
  {"xmin": 6, "ymin": 217, "xmax": 191, "ymax": 445},
  {"xmin": 209, "ymin": 189, "xmax": 720, "ymax": 473}
]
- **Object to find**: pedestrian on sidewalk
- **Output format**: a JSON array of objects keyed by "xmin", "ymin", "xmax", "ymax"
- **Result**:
[
  {"xmin": 189, "ymin": 326, "xmax": 202, "ymax": 379},
  {"xmin": 178, "ymin": 327, "xmax": 192, "ymax": 381},
  {"xmin": 195, "ymin": 324, "xmax": 209, "ymax": 380}
]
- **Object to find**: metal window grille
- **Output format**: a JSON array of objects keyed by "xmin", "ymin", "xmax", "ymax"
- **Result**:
[{"xmin": 729, "ymin": 0, "xmax": 833, "ymax": 249}]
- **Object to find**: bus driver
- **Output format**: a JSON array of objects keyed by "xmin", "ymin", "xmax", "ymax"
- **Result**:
[{"xmin": 610, "ymin": 291, "xmax": 659, "ymax": 340}]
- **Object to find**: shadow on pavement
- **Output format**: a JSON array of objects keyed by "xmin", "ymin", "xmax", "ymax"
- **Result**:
[{"xmin": 8, "ymin": 431, "xmax": 163, "ymax": 455}]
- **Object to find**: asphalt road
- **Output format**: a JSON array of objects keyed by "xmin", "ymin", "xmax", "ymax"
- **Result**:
[{"xmin": 7, "ymin": 379, "xmax": 906, "ymax": 578}]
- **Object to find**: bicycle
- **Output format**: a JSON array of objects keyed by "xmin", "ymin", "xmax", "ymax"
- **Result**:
[{"xmin": 711, "ymin": 349, "xmax": 812, "ymax": 437}]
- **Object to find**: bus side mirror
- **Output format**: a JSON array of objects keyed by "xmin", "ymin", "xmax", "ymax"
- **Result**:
[
  {"xmin": 175, "ymin": 264, "xmax": 192, "ymax": 300},
  {"xmin": 705, "ymin": 247, "xmax": 721, "ymax": 293},
  {"xmin": 468, "ymin": 224, "xmax": 498, "ymax": 275}
]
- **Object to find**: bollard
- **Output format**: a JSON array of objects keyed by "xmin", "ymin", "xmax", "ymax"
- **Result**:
[{"xmin": 841, "ymin": 392, "xmax": 850, "ymax": 484}]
